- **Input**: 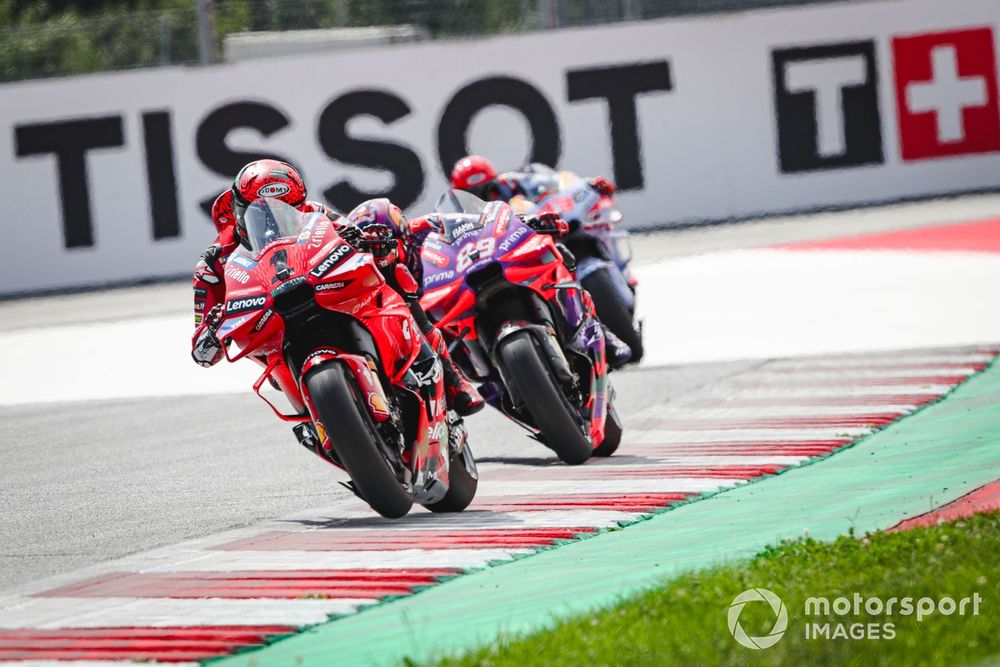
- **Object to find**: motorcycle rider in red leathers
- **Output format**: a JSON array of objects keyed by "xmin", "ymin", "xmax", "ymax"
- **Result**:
[
  {"xmin": 191, "ymin": 159, "xmax": 484, "ymax": 416},
  {"xmin": 448, "ymin": 155, "xmax": 630, "ymax": 368},
  {"xmin": 450, "ymin": 154, "xmax": 617, "ymax": 206}
]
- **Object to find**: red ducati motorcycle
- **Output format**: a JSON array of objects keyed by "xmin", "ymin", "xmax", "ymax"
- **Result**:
[{"xmin": 215, "ymin": 198, "xmax": 478, "ymax": 518}]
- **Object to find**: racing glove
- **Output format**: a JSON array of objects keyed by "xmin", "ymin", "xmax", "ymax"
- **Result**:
[
  {"xmin": 588, "ymin": 177, "xmax": 616, "ymax": 196},
  {"xmin": 339, "ymin": 224, "xmax": 363, "ymax": 248},
  {"xmin": 359, "ymin": 224, "xmax": 396, "ymax": 259},
  {"xmin": 523, "ymin": 211, "xmax": 570, "ymax": 238},
  {"xmin": 192, "ymin": 304, "xmax": 226, "ymax": 368},
  {"xmin": 194, "ymin": 243, "xmax": 225, "ymax": 285}
]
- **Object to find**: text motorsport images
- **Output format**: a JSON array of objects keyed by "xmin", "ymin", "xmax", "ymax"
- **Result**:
[{"xmin": 727, "ymin": 588, "xmax": 984, "ymax": 649}]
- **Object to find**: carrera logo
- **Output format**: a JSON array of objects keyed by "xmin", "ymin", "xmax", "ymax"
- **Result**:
[
  {"xmin": 257, "ymin": 183, "xmax": 291, "ymax": 198},
  {"xmin": 226, "ymin": 294, "xmax": 267, "ymax": 314},
  {"xmin": 315, "ymin": 280, "xmax": 350, "ymax": 291},
  {"xmin": 310, "ymin": 244, "xmax": 353, "ymax": 278},
  {"xmin": 252, "ymin": 308, "xmax": 274, "ymax": 332}
]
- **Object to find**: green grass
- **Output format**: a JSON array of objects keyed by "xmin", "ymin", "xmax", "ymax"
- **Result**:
[{"xmin": 425, "ymin": 511, "xmax": 1000, "ymax": 667}]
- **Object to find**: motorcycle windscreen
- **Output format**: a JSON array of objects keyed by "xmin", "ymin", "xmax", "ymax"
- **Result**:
[
  {"xmin": 243, "ymin": 198, "xmax": 305, "ymax": 257},
  {"xmin": 435, "ymin": 188, "xmax": 488, "ymax": 216}
]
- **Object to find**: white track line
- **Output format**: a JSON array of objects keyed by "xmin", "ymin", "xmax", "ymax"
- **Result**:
[
  {"xmin": 625, "ymin": 428, "xmax": 873, "ymax": 444},
  {"xmin": 675, "ymin": 385, "xmax": 956, "ymax": 399},
  {"xmin": 646, "ymin": 405, "xmax": 918, "ymax": 417},
  {"xmin": 0, "ymin": 596, "xmax": 371, "ymax": 629}
]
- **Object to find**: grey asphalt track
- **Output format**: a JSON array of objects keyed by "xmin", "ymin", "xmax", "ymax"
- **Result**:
[{"xmin": 0, "ymin": 360, "xmax": 755, "ymax": 591}]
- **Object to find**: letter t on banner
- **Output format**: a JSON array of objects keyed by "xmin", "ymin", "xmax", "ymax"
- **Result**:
[
  {"xmin": 566, "ymin": 61, "xmax": 672, "ymax": 190},
  {"xmin": 15, "ymin": 116, "xmax": 125, "ymax": 249}
]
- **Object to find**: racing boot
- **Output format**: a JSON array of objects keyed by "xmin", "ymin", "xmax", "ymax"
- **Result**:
[
  {"xmin": 426, "ymin": 326, "xmax": 485, "ymax": 416},
  {"xmin": 602, "ymin": 324, "xmax": 632, "ymax": 370}
]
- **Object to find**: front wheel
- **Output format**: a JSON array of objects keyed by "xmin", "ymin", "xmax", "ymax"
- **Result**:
[
  {"xmin": 582, "ymin": 268, "xmax": 643, "ymax": 364},
  {"xmin": 305, "ymin": 363, "xmax": 413, "ymax": 519},
  {"xmin": 592, "ymin": 402, "xmax": 623, "ymax": 457},
  {"xmin": 498, "ymin": 331, "xmax": 592, "ymax": 465},
  {"xmin": 426, "ymin": 444, "xmax": 478, "ymax": 513}
]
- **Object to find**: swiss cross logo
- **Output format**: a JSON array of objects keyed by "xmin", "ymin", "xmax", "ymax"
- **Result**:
[{"xmin": 892, "ymin": 27, "xmax": 1000, "ymax": 161}]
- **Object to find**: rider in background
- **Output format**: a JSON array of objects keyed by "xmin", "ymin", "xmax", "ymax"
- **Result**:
[
  {"xmin": 448, "ymin": 156, "xmax": 631, "ymax": 368},
  {"xmin": 450, "ymin": 155, "xmax": 616, "ymax": 203},
  {"xmin": 350, "ymin": 196, "xmax": 631, "ymax": 370},
  {"xmin": 191, "ymin": 160, "xmax": 484, "ymax": 416}
]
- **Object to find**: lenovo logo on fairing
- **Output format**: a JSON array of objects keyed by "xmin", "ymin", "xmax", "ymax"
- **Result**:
[
  {"xmin": 226, "ymin": 294, "xmax": 267, "ymax": 314},
  {"xmin": 310, "ymin": 244, "xmax": 353, "ymax": 278}
]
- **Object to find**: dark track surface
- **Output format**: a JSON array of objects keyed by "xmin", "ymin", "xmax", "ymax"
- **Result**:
[{"xmin": 0, "ymin": 360, "xmax": 754, "ymax": 591}]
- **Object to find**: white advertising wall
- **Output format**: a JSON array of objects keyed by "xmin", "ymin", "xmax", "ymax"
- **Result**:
[{"xmin": 1, "ymin": 0, "xmax": 999, "ymax": 294}]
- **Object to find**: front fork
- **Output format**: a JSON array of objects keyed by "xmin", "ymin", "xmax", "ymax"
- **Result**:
[{"xmin": 555, "ymin": 286, "xmax": 609, "ymax": 446}]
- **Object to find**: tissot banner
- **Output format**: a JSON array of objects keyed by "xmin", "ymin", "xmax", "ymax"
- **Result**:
[{"xmin": 1, "ymin": 0, "xmax": 998, "ymax": 293}]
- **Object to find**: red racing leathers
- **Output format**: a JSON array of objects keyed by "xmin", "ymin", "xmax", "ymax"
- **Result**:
[{"xmin": 191, "ymin": 190, "xmax": 342, "ymax": 363}]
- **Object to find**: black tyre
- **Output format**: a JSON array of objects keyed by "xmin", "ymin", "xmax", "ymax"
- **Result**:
[
  {"xmin": 305, "ymin": 363, "xmax": 413, "ymax": 519},
  {"xmin": 592, "ymin": 402, "xmax": 623, "ymax": 457},
  {"xmin": 582, "ymin": 268, "xmax": 643, "ymax": 364},
  {"xmin": 426, "ymin": 446, "xmax": 478, "ymax": 513},
  {"xmin": 498, "ymin": 331, "xmax": 592, "ymax": 465}
]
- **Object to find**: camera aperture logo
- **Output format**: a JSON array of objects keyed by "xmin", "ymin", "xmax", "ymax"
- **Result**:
[
  {"xmin": 728, "ymin": 588, "xmax": 788, "ymax": 649},
  {"xmin": 728, "ymin": 589, "xmax": 984, "ymax": 648}
]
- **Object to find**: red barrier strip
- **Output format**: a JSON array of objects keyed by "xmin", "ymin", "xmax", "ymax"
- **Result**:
[
  {"xmin": 774, "ymin": 218, "xmax": 1000, "ymax": 254},
  {"xmin": 889, "ymin": 479, "xmax": 1000, "ymax": 532},
  {"xmin": 0, "ymin": 625, "xmax": 294, "ymax": 662},
  {"xmin": 38, "ymin": 568, "xmax": 459, "ymax": 599},
  {"xmin": 216, "ymin": 528, "xmax": 597, "ymax": 551}
]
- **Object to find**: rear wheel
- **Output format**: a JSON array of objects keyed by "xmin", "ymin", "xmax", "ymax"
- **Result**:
[
  {"xmin": 305, "ymin": 363, "xmax": 413, "ymax": 518},
  {"xmin": 426, "ymin": 445, "xmax": 478, "ymax": 513},
  {"xmin": 498, "ymin": 331, "xmax": 592, "ymax": 465},
  {"xmin": 582, "ymin": 268, "xmax": 643, "ymax": 364},
  {"xmin": 592, "ymin": 402, "xmax": 623, "ymax": 457}
]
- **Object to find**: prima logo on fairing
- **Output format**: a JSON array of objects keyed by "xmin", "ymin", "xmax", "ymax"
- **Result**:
[
  {"xmin": 499, "ymin": 225, "xmax": 530, "ymax": 252},
  {"xmin": 425, "ymin": 270, "xmax": 456, "ymax": 286},
  {"xmin": 257, "ymin": 183, "xmax": 291, "ymax": 198},
  {"xmin": 310, "ymin": 244, "xmax": 353, "ymax": 278},
  {"xmin": 226, "ymin": 294, "xmax": 267, "ymax": 314}
]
